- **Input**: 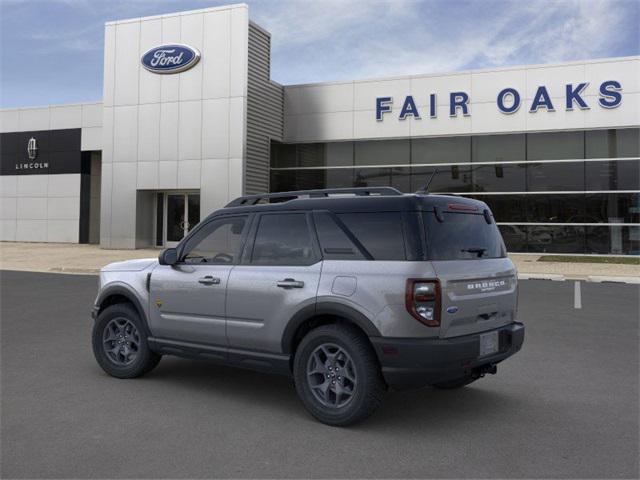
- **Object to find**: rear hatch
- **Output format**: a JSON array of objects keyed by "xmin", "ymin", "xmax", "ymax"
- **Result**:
[{"xmin": 424, "ymin": 206, "xmax": 517, "ymax": 339}]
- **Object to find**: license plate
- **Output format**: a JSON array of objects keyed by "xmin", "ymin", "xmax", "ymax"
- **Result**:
[{"xmin": 479, "ymin": 331, "xmax": 499, "ymax": 357}]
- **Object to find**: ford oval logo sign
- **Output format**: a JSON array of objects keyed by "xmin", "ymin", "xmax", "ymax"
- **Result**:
[{"xmin": 141, "ymin": 44, "xmax": 200, "ymax": 74}]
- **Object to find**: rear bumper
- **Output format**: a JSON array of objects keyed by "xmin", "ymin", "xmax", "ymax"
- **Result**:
[{"xmin": 371, "ymin": 322, "xmax": 525, "ymax": 390}]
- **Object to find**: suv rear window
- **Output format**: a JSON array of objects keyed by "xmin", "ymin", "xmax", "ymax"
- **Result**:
[
  {"xmin": 424, "ymin": 211, "xmax": 506, "ymax": 260},
  {"xmin": 337, "ymin": 212, "xmax": 406, "ymax": 260}
]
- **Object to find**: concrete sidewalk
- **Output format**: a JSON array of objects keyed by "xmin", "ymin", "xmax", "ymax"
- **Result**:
[{"xmin": 1, "ymin": 242, "xmax": 638, "ymax": 282}]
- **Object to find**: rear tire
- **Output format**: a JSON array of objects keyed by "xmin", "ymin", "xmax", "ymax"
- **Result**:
[
  {"xmin": 293, "ymin": 324, "xmax": 385, "ymax": 426},
  {"xmin": 92, "ymin": 303, "xmax": 161, "ymax": 379},
  {"xmin": 432, "ymin": 375, "xmax": 477, "ymax": 389}
]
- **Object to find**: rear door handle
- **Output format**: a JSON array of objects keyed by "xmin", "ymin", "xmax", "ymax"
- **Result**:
[
  {"xmin": 277, "ymin": 278, "xmax": 305, "ymax": 289},
  {"xmin": 198, "ymin": 276, "xmax": 220, "ymax": 285}
]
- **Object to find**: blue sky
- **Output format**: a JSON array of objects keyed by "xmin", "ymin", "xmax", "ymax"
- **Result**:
[{"xmin": 1, "ymin": 0, "xmax": 638, "ymax": 108}]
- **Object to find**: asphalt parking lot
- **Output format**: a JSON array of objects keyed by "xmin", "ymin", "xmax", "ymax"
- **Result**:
[{"xmin": 1, "ymin": 270, "xmax": 638, "ymax": 479}]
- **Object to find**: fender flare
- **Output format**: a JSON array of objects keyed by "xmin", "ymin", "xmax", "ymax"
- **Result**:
[
  {"xmin": 281, "ymin": 301, "xmax": 381, "ymax": 354},
  {"xmin": 95, "ymin": 284, "xmax": 151, "ymax": 336}
]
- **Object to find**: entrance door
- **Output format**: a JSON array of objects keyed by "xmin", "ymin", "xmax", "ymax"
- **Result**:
[{"xmin": 165, "ymin": 193, "xmax": 200, "ymax": 247}]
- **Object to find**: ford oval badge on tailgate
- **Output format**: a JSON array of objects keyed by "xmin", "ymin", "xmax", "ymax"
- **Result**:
[
  {"xmin": 141, "ymin": 44, "xmax": 200, "ymax": 74},
  {"xmin": 446, "ymin": 306, "xmax": 459, "ymax": 314}
]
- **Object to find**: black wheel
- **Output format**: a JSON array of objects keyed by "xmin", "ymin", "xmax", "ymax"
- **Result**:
[
  {"xmin": 92, "ymin": 303, "xmax": 161, "ymax": 379},
  {"xmin": 293, "ymin": 324, "xmax": 385, "ymax": 427},
  {"xmin": 432, "ymin": 375, "xmax": 477, "ymax": 389}
]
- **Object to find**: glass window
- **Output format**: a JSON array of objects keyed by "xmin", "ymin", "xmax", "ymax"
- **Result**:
[
  {"xmin": 472, "ymin": 134, "xmax": 525, "ymax": 162},
  {"xmin": 498, "ymin": 225, "xmax": 528, "ymax": 253},
  {"xmin": 424, "ymin": 212, "xmax": 506, "ymax": 260},
  {"xmin": 471, "ymin": 163, "xmax": 526, "ymax": 192},
  {"xmin": 412, "ymin": 136, "xmax": 471, "ymax": 164},
  {"xmin": 182, "ymin": 216, "xmax": 247, "ymax": 264},
  {"xmin": 526, "ymin": 194, "xmax": 585, "ymax": 222},
  {"xmin": 526, "ymin": 162, "xmax": 585, "ymax": 191},
  {"xmin": 527, "ymin": 131, "xmax": 584, "ymax": 160},
  {"xmin": 251, "ymin": 213, "xmax": 316, "ymax": 265},
  {"xmin": 354, "ymin": 139, "xmax": 409, "ymax": 166},
  {"xmin": 585, "ymin": 128, "xmax": 640, "ymax": 158},
  {"xmin": 586, "ymin": 226, "xmax": 640, "ymax": 255},
  {"xmin": 270, "ymin": 170, "xmax": 325, "ymax": 193},
  {"xmin": 338, "ymin": 212, "xmax": 406, "ymax": 260},
  {"xmin": 411, "ymin": 166, "xmax": 473, "ymax": 193},
  {"xmin": 353, "ymin": 168, "xmax": 391, "ymax": 188},
  {"xmin": 326, "ymin": 168, "xmax": 354, "ymax": 189},
  {"xmin": 313, "ymin": 212, "xmax": 366, "ymax": 260},
  {"xmin": 585, "ymin": 160, "xmax": 640, "ymax": 190},
  {"xmin": 296, "ymin": 144, "xmax": 325, "ymax": 167},
  {"xmin": 468, "ymin": 194, "xmax": 528, "ymax": 222},
  {"xmin": 326, "ymin": 142, "xmax": 354, "ymax": 166},
  {"xmin": 585, "ymin": 193, "xmax": 640, "ymax": 224},
  {"xmin": 270, "ymin": 142, "xmax": 297, "ymax": 168},
  {"xmin": 526, "ymin": 226, "xmax": 585, "ymax": 254}
]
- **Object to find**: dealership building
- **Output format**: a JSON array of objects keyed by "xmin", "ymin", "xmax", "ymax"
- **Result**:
[{"xmin": 1, "ymin": 3, "xmax": 638, "ymax": 254}]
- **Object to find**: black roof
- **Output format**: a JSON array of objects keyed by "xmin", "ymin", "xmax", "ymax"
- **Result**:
[{"xmin": 206, "ymin": 187, "xmax": 489, "ymax": 220}]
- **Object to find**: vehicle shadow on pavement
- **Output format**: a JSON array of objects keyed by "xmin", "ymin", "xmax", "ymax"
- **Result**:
[{"xmin": 125, "ymin": 356, "xmax": 524, "ymax": 430}]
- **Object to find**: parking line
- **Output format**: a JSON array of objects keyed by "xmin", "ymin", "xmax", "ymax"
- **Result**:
[{"xmin": 574, "ymin": 281, "xmax": 582, "ymax": 309}]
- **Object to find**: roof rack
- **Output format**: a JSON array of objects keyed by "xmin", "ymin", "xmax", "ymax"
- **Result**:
[{"xmin": 225, "ymin": 187, "xmax": 403, "ymax": 207}]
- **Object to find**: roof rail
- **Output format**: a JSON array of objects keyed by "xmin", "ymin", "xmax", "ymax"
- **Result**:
[{"xmin": 225, "ymin": 187, "xmax": 403, "ymax": 207}]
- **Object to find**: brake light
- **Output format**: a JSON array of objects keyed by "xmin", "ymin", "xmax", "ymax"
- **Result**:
[
  {"xmin": 448, "ymin": 203, "xmax": 478, "ymax": 212},
  {"xmin": 405, "ymin": 279, "xmax": 441, "ymax": 327}
]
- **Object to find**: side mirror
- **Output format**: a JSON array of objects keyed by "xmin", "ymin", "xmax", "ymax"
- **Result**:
[{"xmin": 158, "ymin": 248, "xmax": 178, "ymax": 266}]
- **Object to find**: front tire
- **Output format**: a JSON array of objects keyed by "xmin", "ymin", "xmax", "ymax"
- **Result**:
[
  {"xmin": 293, "ymin": 324, "xmax": 385, "ymax": 426},
  {"xmin": 92, "ymin": 303, "xmax": 161, "ymax": 379}
]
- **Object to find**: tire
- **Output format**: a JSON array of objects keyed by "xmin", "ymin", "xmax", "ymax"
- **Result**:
[
  {"xmin": 293, "ymin": 324, "xmax": 386, "ymax": 427},
  {"xmin": 432, "ymin": 375, "xmax": 477, "ymax": 389},
  {"xmin": 92, "ymin": 303, "xmax": 161, "ymax": 379}
]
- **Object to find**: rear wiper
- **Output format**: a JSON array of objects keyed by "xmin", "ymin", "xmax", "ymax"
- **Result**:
[{"xmin": 461, "ymin": 247, "xmax": 487, "ymax": 257}]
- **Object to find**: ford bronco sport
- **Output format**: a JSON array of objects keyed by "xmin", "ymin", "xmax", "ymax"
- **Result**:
[{"xmin": 91, "ymin": 187, "xmax": 524, "ymax": 426}]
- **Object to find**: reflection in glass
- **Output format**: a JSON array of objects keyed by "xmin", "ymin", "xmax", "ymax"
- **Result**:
[
  {"xmin": 473, "ymin": 134, "xmax": 525, "ymax": 162},
  {"xmin": 585, "ymin": 193, "xmax": 640, "ymax": 224},
  {"xmin": 471, "ymin": 163, "xmax": 526, "ymax": 192},
  {"xmin": 586, "ymin": 226, "xmax": 640, "ymax": 255},
  {"xmin": 411, "ymin": 166, "xmax": 473, "ymax": 193},
  {"xmin": 166, "ymin": 194, "xmax": 185, "ymax": 242},
  {"xmin": 527, "ymin": 162, "xmax": 585, "ymax": 191},
  {"xmin": 527, "ymin": 131, "xmax": 584, "ymax": 160},
  {"xmin": 585, "ymin": 160, "xmax": 640, "ymax": 190},
  {"xmin": 355, "ymin": 140, "xmax": 409, "ymax": 166},
  {"xmin": 526, "ymin": 225, "xmax": 585, "ymax": 254},
  {"xmin": 412, "ymin": 136, "xmax": 471, "ymax": 164},
  {"xmin": 585, "ymin": 128, "xmax": 640, "ymax": 158},
  {"xmin": 526, "ymin": 194, "xmax": 585, "ymax": 222},
  {"xmin": 498, "ymin": 225, "xmax": 528, "ymax": 252}
]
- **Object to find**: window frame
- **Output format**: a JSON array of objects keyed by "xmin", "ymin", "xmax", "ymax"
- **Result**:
[
  {"xmin": 241, "ymin": 211, "xmax": 322, "ymax": 267},
  {"xmin": 175, "ymin": 213, "xmax": 252, "ymax": 266}
]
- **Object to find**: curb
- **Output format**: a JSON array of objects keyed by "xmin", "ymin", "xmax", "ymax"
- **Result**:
[{"xmin": 518, "ymin": 273, "xmax": 640, "ymax": 284}]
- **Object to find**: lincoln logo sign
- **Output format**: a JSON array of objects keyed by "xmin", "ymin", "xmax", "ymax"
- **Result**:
[
  {"xmin": 141, "ymin": 44, "xmax": 201, "ymax": 74},
  {"xmin": 376, "ymin": 80, "xmax": 622, "ymax": 120}
]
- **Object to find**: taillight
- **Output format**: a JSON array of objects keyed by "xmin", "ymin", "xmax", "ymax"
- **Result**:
[{"xmin": 405, "ymin": 279, "xmax": 441, "ymax": 327}]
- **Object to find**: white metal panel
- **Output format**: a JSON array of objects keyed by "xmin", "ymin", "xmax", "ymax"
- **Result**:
[
  {"xmin": 353, "ymin": 78, "xmax": 411, "ymax": 111},
  {"xmin": 18, "ymin": 107, "xmax": 50, "ymax": 131},
  {"xmin": 47, "ymin": 197, "xmax": 80, "ymax": 220},
  {"xmin": 285, "ymin": 83, "xmax": 353, "ymax": 116},
  {"xmin": 81, "ymin": 126, "xmax": 103, "ymax": 151},
  {"xmin": 410, "ymin": 73, "xmax": 472, "ymax": 108},
  {"xmin": 472, "ymin": 68, "xmax": 526, "ymax": 104},
  {"xmin": 137, "ymin": 103, "xmax": 160, "ymax": 161},
  {"xmin": 227, "ymin": 157, "xmax": 243, "ymax": 200},
  {"xmin": 353, "ymin": 110, "xmax": 407, "ymax": 139},
  {"xmin": 471, "ymin": 101, "xmax": 527, "ymax": 134},
  {"xmin": 0, "ymin": 176, "xmax": 18, "ymax": 197},
  {"xmin": 113, "ymin": 105, "xmax": 138, "ymax": 162},
  {"xmin": 202, "ymin": 9, "xmax": 231, "ymax": 99},
  {"xmin": 47, "ymin": 174, "xmax": 80, "ymax": 197},
  {"xmin": 525, "ymin": 63, "xmax": 585, "ymax": 101},
  {"xmin": 109, "ymin": 162, "xmax": 137, "ymax": 247},
  {"xmin": 99, "ymin": 162, "xmax": 113, "ymax": 246},
  {"xmin": 584, "ymin": 91, "xmax": 640, "ymax": 128},
  {"xmin": 179, "ymin": 14, "xmax": 204, "ymax": 102},
  {"xmin": 158, "ymin": 161, "xmax": 178, "ymax": 189},
  {"xmin": 50, "ymin": 105, "xmax": 82, "ymax": 130},
  {"xmin": 585, "ymin": 58, "xmax": 639, "ymax": 94},
  {"xmin": 178, "ymin": 100, "xmax": 202, "ymax": 160},
  {"xmin": 201, "ymin": 158, "xmax": 229, "ymax": 215},
  {"xmin": 47, "ymin": 219, "xmax": 79, "ymax": 243},
  {"xmin": 229, "ymin": 7, "xmax": 248, "ymax": 98},
  {"xmin": 17, "ymin": 175, "xmax": 48, "ymax": 197},
  {"xmin": 228, "ymin": 96, "xmax": 245, "ymax": 159},
  {"xmin": 159, "ymin": 102, "xmax": 179, "ymax": 161},
  {"xmin": 138, "ymin": 18, "xmax": 162, "ymax": 105},
  {"xmin": 201, "ymin": 98, "xmax": 230, "ymax": 159},
  {"xmin": 17, "ymin": 197, "xmax": 47, "ymax": 219},
  {"xmin": 136, "ymin": 161, "xmax": 159, "ymax": 189},
  {"xmin": 16, "ymin": 220, "xmax": 47, "ymax": 242},
  {"xmin": 101, "ymin": 107, "xmax": 114, "ymax": 163},
  {"xmin": 160, "ymin": 16, "xmax": 181, "ymax": 103},
  {"xmin": 177, "ymin": 159, "xmax": 201, "ymax": 189},
  {"xmin": 0, "ymin": 196, "xmax": 17, "ymax": 219},
  {"xmin": 103, "ymin": 25, "xmax": 116, "ymax": 107},
  {"xmin": 0, "ymin": 220, "xmax": 17, "ymax": 241},
  {"xmin": 0, "ymin": 109, "xmax": 19, "ymax": 132},
  {"xmin": 114, "ymin": 21, "xmax": 140, "ymax": 106},
  {"xmin": 81, "ymin": 103, "xmax": 103, "ymax": 128}
]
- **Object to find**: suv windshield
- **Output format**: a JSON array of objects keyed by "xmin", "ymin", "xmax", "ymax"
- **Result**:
[{"xmin": 424, "ymin": 211, "xmax": 506, "ymax": 260}]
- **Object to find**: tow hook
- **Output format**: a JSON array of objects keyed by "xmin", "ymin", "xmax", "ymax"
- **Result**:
[{"xmin": 472, "ymin": 364, "xmax": 497, "ymax": 379}]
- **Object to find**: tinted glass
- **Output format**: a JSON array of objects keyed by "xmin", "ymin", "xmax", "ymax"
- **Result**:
[
  {"xmin": 498, "ymin": 225, "xmax": 528, "ymax": 252},
  {"xmin": 585, "ymin": 193, "xmax": 640, "ymax": 224},
  {"xmin": 326, "ymin": 142, "xmax": 354, "ymax": 166},
  {"xmin": 270, "ymin": 170, "xmax": 324, "ymax": 192},
  {"xmin": 251, "ymin": 214, "xmax": 316, "ymax": 265},
  {"xmin": 182, "ymin": 216, "xmax": 247, "ymax": 264},
  {"xmin": 585, "ymin": 128, "xmax": 640, "ymax": 158},
  {"xmin": 526, "ymin": 194, "xmax": 585, "ymax": 222},
  {"xmin": 314, "ymin": 212, "xmax": 365, "ymax": 260},
  {"xmin": 471, "ymin": 163, "xmax": 526, "ymax": 192},
  {"xmin": 354, "ymin": 139, "xmax": 409, "ymax": 166},
  {"xmin": 526, "ymin": 162, "xmax": 585, "ymax": 191},
  {"xmin": 527, "ymin": 131, "xmax": 584, "ymax": 160},
  {"xmin": 472, "ymin": 134, "xmax": 526, "ymax": 162},
  {"xmin": 586, "ymin": 226, "xmax": 640, "ymax": 255},
  {"xmin": 271, "ymin": 142, "xmax": 297, "ymax": 168},
  {"xmin": 411, "ymin": 166, "xmax": 473, "ymax": 193},
  {"xmin": 526, "ymin": 226, "xmax": 585, "ymax": 253},
  {"xmin": 412, "ymin": 136, "xmax": 471, "ymax": 164},
  {"xmin": 424, "ymin": 212, "xmax": 505, "ymax": 260},
  {"xmin": 338, "ymin": 212, "xmax": 406, "ymax": 260},
  {"xmin": 585, "ymin": 160, "xmax": 640, "ymax": 190},
  {"xmin": 468, "ymin": 194, "xmax": 528, "ymax": 222}
]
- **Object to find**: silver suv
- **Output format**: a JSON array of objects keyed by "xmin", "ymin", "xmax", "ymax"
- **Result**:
[{"xmin": 91, "ymin": 187, "xmax": 524, "ymax": 426}]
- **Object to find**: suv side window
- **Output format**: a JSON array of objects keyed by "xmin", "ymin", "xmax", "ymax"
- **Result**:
[
  {"xmin": 313, "ymin": 212, "xmax": 367, "ymax": 260},
  {"xmin": 181, "ymin": 216, "xmax": 248, "ymax": 264},
  {"xmin": 250, "ymin": 213, "xmax": 317, "ymax": 266},
  {"xmin": 337, "ymin": 212, "xmax": 406, "ymax": 260}
]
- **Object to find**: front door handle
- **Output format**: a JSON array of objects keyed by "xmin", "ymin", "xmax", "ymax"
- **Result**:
[
  {"xmin": 277, "ymin": 278, "xmax": 305, "ymax": 289},
  {"xmin": 198, "ymin": 276, "xmax": 220, "ymax": 286}
]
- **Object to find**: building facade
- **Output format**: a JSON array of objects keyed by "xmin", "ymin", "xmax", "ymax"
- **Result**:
[{"xmin": 1, "ymin": 3, "xmax": 638, "ymax": 254}]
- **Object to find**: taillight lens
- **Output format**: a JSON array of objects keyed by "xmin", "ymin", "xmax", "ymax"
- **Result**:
[{"xmin": 405, "ymin": 279, "xmax": 441, "ymax": 327}]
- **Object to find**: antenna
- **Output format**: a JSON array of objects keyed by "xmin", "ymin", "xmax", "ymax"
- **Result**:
[{"xmin": 416, "ymin": 168, "xmax": 438, "ymax": 194}]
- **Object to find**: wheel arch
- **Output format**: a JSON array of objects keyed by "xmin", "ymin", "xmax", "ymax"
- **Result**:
[
  {"xmin": 95, "ymin": 285, "xmax": 151, "ymax": 336},
  {"xmin": 282, "ymin": 302, "xmax": 381, "ymax": 356}
]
